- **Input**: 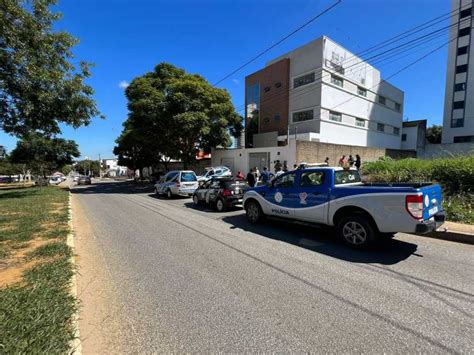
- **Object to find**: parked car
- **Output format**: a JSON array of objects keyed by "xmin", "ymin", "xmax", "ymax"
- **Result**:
[
  {"xmin": 155, "ymin": 170, "xmax": 199, "ymax": 198},
  {"xmin": 193, "ymin": 177, "xmax": 249, "ymax": 211},
  {"xmin": 49, "ymin": 176, "xmax": 62, "ymax": 185},
  {"xmin": 77, "ymin": 176, "xmax": 92, "ymax": 185},
  {"xmin": 197, "ymin": 166, "xmax": 232, "ymax": 182},
  {"xmin": 243, "ymin": 165, "xmax": 445, "ymax": 249}
]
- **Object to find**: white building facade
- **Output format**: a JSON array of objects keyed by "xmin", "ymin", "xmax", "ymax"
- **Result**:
[
  {"xmin": 442, "ymin": 0, "xmax": 474, "ymax": 143},
  {"xmin": 247, "ymin": 36, "xmax": 404, "ymax": 149}
]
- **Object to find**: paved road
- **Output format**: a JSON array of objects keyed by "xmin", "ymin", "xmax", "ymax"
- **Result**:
[{"xmin": 72, "ymin": 181, "xmax": 474, "ymax": 353}]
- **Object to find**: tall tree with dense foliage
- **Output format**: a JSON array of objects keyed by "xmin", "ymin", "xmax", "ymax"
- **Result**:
[
  {"xmin": 426, "ymin": 125, "xmax": 442, "ymax": 144},
  {"xmin": 0, "ymin": 0, "xmax": 101, "ymax": 137},
  {"xmin": 115, "ymin": 63, "xmax": 242, "ymax": 169},
  {"xmin": 9, "ymin": 133, "xmax": 80, "ymax": 176}
]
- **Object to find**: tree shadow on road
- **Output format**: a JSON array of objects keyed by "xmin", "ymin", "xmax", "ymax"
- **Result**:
[
  {"xmin": 70, "ymin": 181, "xmax": 154, "ymax": 195},
  {"xmin": 221, "ymin": 214, "xmax": 418, "ymax": 265}
]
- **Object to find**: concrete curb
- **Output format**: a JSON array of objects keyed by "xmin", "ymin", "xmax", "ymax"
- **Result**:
[{"xmin": 67, "ymin": 191, "xmax": 82, "ymax": 355}]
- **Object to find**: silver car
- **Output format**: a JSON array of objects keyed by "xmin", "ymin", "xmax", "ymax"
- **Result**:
[{"xmin": 155, "ymin": 170, "xmax": 199, "ymax": 198}]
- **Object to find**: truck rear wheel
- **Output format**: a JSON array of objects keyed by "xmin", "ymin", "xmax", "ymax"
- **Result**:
[
  {"xmin": 245, "ymin": 200, "xmax": 263, "ymax": 224},
  {"xmin": 336, "ymin": 214, "xmax": 376, "ymax": 249}
]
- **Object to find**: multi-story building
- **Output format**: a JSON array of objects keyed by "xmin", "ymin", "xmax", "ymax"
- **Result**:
[
  {"xmin": 442, "ymin": 0, "xmax": 473, "ymax": 143},
  {"xmin": 245, "ymin": 36, "xmax": 404, "ymax": 149}
]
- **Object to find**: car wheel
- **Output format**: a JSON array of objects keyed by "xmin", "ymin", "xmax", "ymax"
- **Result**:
[
  {"xmin": 167, "ymin": 189, "xmax": 173, "ymax": 199},
  {"xmin": 215, "ymin": 198, "xmax": 226, "ymax": 212},
  {"xmin": 336, "ymin": 214, "xmax": 376, "ymax": 249},
  {"xmin": 245, "ymin": 200, "xmax": 263, "ymax": 223},
  {"xmin": 192, "ymin": 194, "xmax": 200, "ymax": 206}
]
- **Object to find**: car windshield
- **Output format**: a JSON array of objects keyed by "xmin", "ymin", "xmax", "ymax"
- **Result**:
[
  {"xmin": 334, "ymin": 170, "xmax": 361, "ymax": 185},
  {"xmin": 181, "ymin": 172, "xmax": 197, "ymax": 182}
]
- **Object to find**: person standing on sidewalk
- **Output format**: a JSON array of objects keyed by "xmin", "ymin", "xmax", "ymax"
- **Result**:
[{"xmin": 246, "ymin": 168, "xmax": 256, "ymax": 187}]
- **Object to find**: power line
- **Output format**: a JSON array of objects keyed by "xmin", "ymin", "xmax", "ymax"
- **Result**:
[{"xmin": 213, "ymin": 0, "xmax": 343, "ymax": 86}]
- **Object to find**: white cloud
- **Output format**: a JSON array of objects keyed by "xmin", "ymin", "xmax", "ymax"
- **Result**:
[
  {"xmin": 118, "ymin": 80, "xmax": 129, "ymax": 89},
  {"xmin": 232, "ymin": 78, "xmax": 239, "ymax": 85}
]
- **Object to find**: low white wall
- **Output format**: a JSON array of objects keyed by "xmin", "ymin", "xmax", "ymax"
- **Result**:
[{"xmin": 417, "ymin": 142, "xmax": 474, "ymax": 159}]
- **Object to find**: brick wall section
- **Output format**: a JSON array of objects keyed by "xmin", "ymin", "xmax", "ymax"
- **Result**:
[
  {"xmin": 245, "ymin": 58, "xmax": 290, "ymax": 136},
  {"xmin": 296, "ymin": 141, "xmax": 415, "ymax": 166}
]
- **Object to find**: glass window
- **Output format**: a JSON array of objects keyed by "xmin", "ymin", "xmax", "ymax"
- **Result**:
[
  {"xmin": 393, "ymin": 127, "xmax": 400, "ymax": 135},
  {"xmin": 457, "ymin": 46, "xmax": 469, "ymax": 55},
  {"xmin": 294, "ymin": 72, "xmax": 315, "ymax": 88},
  {"xmin": 402, "ymin": 134, "xmax": 407, "ymax": 141},
  {"xmin": 460, "ymin": 7, "xmax": 472, "ymax": 18},
  {"xmin": 355, "ymin": 118, "xmax": 365, "ymax": 127},
  {"xmin": 395, "ymin": 102, "xmax": 401, "ymax": 112},
  {"xmin": 275, "ymin": 82, "xmax": 282, "ymax": 88},
  {"xmin": 264, "ymin": 86, "xmax": 271, "ymax": 93},
  {"xmin": 273, "ymin": 172, "xmax": 295, "ymax": 188},
  {"xmin": 210, "ymin": 180, "xmax": 221, "ymax": 188},
  {"xmin": 378, "ymin": 96, "xmax": 386, "ymax": 105},
  {"xmin": 331, "ymin": 75, "xmax": 343, "ymax": 87},
  {"xmin": 180, "ymin": 172, "xmax": 197, "ymax": 182},
  {"xmin": 454, "ymin": 135, "xmax": 474, "ymax": 143},
  {"xmin": 300, "ymin": 171, "xmax": 325, "ymax": 187},
  {"xmin": 451, "ymin": 118, "xmax": 464, "ymax": 128},
  {"xmin": 166, "ymin": 172, "xmax": 178, "ymax": 182},
  {"xmin": 329, "ymin": 111, "xmax": 342, "ymax": 122},
  {"xmin": 453, "ymin": 101, "xmax": 465, "ymax": 109},
  {"xmin": 459, "ymin": 27, "xmax": 470, "ymax": 37},
  {"xmin": 357, "ymin": 87, "xmax": 367, "ymax": 97},
  {"xmin": 377, "ymin": 123, "xmax": 385, "ymax": 132},
  {"xmin": 245, "ymin": 83, "xmax": 260, "ymax": 148},
  {"xmin": 454, "ymin": 83, "xmax": 466, "ymax": 91},
  {"xmin": 456, "ymin": 64, "xmax": 468, "ymax": 73},
  {"xmin": 293, "ymin": 109, "xmax": 313, "ymax": 123},
  {"xmin": 334, "ymin": 170, "xmax": 362, "ymax": 185}
]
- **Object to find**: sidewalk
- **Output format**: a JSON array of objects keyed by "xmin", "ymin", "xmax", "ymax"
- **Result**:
[{"xmin": 426, "ymin": 221, "xmax": 474, "ymax": 245}]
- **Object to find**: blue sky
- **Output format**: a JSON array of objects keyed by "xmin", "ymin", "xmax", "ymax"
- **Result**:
[{"xmin": 0, "ymin": 0, "xmax": 450, "ymax": 158}]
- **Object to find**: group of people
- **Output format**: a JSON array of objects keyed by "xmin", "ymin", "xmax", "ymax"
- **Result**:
[{"xmin": 337, "ymin": 154, "xmax": 362, "ymax": 169}]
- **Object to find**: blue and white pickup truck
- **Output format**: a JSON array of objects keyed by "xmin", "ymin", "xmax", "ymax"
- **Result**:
[{"xmin": 243, "ymin": 166, "xmax": 446, "ymax": 248}]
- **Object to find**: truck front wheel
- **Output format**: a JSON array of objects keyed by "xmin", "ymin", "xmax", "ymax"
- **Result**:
[{"xmin": 336, "ymin": 214, "xmax": 376, "ymax": 249}]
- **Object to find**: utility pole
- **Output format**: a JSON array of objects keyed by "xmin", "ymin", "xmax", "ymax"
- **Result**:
[{"xmin": 98, "ymin": 153, "xmax": 101, "ymax": 179}]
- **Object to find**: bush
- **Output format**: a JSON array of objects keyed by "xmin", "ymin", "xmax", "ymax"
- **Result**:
[{"xmin": 361, "ymin": 155, "xmax": 474, "ymax": 224}]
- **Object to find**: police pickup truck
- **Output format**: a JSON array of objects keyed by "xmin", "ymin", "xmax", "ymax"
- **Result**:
[{"xmin": 243, "ymin": 165, "xmax": 445, "ymax": 248}]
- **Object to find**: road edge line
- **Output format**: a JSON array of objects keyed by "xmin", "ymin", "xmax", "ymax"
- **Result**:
[{"xmin": 67, "ymin": 191, "xmax": 82, "ymax": 355}]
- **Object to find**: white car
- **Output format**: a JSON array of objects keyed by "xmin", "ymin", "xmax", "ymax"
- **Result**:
[
  {"xmin": 197, "ymin": 166, "xmax": 232, "ymax": 182},
  {"xmin": 155, "ymin": 170, "xmax": 199, "ymax": 198}
]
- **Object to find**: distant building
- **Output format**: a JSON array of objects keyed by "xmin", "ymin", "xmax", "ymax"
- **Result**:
[
  {"xmin": 442, "ymin": 0, "xmax": 473, "ymax": 143},
  {"xmin": 401, "ymin": 120, "xmax": 427, "ymax": 151},
  {"xmin": 245, "ymin": 36, "xmax": 404, "ymax": 149},
  {"xmin": 101, "ymin": 158, "xmax": 128, "ymax": 177}
]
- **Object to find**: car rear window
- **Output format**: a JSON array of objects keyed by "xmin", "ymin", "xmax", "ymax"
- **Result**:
[
  {"xmin": 180, "ymin": 172, "xmax": 197, "ymax": 182},
  {"xmin": 334, "ymin": 170, "xmax": 361, "ymax": 185}
]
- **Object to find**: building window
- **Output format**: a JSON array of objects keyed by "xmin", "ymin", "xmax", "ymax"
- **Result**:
[
  {"xmin": 401, "ymin": 134, "xmax": 407, "ymax": 141},
  {"xmin": 459, "ymin": 27, "xmax": 470, "ymax": 37},
  {"xmin": 393, "ymin": 127, "xmax": 400, "ymax": 135},
  {"xmin": 457, "ymin": 46, "xmax": 469, "ymax": 55},
  {"xmin": 274, "ymin": 114, "xmax": 280, "ymax": 121},
  {"xmin": 292, "ymin": 109, "xmax": 313, "ymax": 123},
  {"xmin": 460, "ymin": 7, "xmax": 472, "ymax": 18},
  {"xmin": 294, "ymin": 72, "xmax": 315, "ymax": 88},
  {"xmin": 378, "ymin": 96, "xmax": 386, "ymax": 105},
  {"xmin": 395, "ymin": 102, "xmax": 401, "ymax": 112},
  {"xmin": 453, "ymin": 101, "xmax": 465, "ymax": 109},
  {"xmin": 454, "ymin": 83, "xmax": 466, "ymax": 91},
  {"xmin": 329, "ymin": 111, "xmax": 342, "ymax": 122},
  {"xmin": 275, "ymin": 82, "xmax": 282, "ymax": 88},
  {"xmin": 377, "ymin": 123, "xmax": 385, "ymax": 132},
  {"xmin": 454, "ymin": 135, "xmax": 474, "ymax": 143},
  {"xmin": 451, "ymin": 118, "xmax": 464, "ymax": 128},
  {"xmin": 355, "ymin": 118, "xmax": 365, "ymax": 127},
  {"xmin": 263, "ymin": 86, "xmax": 271, "ymax": 93},
  {"xmin": 357, "ymin": 87, "xmax": 367, "ymax": 97},
  {"xmin": 456, "ymin": 64, "xmax": 468, "ymax": 73},
  {"xmin": 331, "ymin": 75, "xmax": 343, "ymax": 87},
  {"xmin": 263, "ymin": 117, "xmax": 270, "ymax": 124}
]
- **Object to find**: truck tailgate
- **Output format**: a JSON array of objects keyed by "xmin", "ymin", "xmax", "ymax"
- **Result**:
[{"xmin": 420, "ymin": 184, "xmax": 443, "ymax": 220}]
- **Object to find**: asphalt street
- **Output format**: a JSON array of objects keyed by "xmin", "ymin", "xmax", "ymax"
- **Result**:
[{"xmin": 72, "ymin": 180, "xmax": 474, "ymax": 353}]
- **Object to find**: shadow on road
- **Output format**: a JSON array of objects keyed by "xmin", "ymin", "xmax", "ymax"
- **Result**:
[
  {"xmin": 221, "ymin": 214, "xmax": 418, "ymax": 265},
  {"xmin": 71, "ymin": 180, "xmax": 154, "ymax": 195}
]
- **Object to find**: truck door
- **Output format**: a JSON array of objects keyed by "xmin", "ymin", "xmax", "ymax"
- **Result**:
[
  {"xmin": 264, "ymin": 171, "xmax": 298, "ymax": 218},
  {"xmin": 294, "ymin": 169, "xmax": 329, "ymax": 223}
]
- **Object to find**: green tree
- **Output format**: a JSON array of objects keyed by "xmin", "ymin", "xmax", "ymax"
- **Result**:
[
  {"xmin": 426, "ymin": 125, "xmax": 442, "ymax": 144},
  {"xmin": 0, "ymin": 0, "xmax": 101, "ymax": 137},
  {"xmin": 75, "ymin": 160, "xmax": 100, "ymax": 176},
  {"xmin": 9, "ymin": 133, "xmax": 80, "ymax": 176},
  {"xmin": 116, "ymin": 63, "xmax": 242, "ymax": 169}
]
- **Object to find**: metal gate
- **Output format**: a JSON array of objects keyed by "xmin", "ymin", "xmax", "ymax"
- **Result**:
[{"xmin": 248, "ymin": 152, "xmax": 270, "ymax": 173}]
